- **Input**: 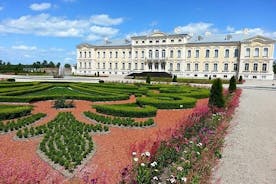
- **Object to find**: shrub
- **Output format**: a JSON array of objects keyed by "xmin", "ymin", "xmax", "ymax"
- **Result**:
[
  {"xmin": 238, "ymin": 76, "xmax": 243, "ymax": 83},
  {"xmin": 93, "ymin": 103, "xmax": 157, "ymax": 118},
  {"xmin": 209, "ymin": 78, "xmax": 225, "ymax": 108},
  {"xmin": 7, "ymin": 78, "xmax": 15, "ymax": 82},
  {"xmin": 146, "ymin": 75, "xmax": 151, "ymax": 84},
  {"xmin": 228, "ymin": 76, "xmax": 237, "ymax": 93},
  {"xmin": 0, "ymin": 105, "xmax": 33, "ymax": 120},
  {"xmin": 53, "ymin": 98, "xmax": 74, "ymax": 109},
  {"xmin": 172, "ymin": 75, "xmax": 177, "ymax": 82}
]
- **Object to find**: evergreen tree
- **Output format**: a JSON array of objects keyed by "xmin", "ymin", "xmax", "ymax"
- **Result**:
[
  {"xmin": 228, "ymin": 76, "xmax": 237, "ymax": 93},
  {"xmin": 146, "ymin": 75, "xmax": 151, "ymax": 84},
  {"xmin": 172, "ymin": 75, "xmax": 177, "ymax": 82},
  {"xmin": 238, "ymin": 76, "xmax": 243, "ymax": 83},
  {"xmin": 209, "ymin": 78, "xmax": 225, "ymax": 108}
]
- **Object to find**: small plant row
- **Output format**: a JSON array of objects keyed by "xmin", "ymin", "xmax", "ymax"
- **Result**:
[
  {"xmin": 16, "ymin": 112, "xmax": 109, "ymax": 172},
  {"xmin": 84, "ymin": 111, "xmax": 155, "ymax": 127},
  {"xmin": 0, "ymin": 84, "xmax": 53, "ymax": 96},
  {"xmin": 0, "ymin": 105, "xmax": 33, "ymax": 120},
  {"xmin": 0, "ymin": 113, "xmax": 46, "ymax": 132},
  {"xmin": 93, "ymin": 103, "xmax": 157, "ymax": 118}
]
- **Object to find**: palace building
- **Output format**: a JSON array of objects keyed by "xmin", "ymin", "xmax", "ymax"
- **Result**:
[{"xmin": 76, "ymin": 31, "xmax": 275, "ymax": 80}]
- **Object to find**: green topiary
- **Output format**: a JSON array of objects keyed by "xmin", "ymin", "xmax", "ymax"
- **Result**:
[
  {"xmin": 238, "ymin": 76, "xmax": 243, "ymax": 83},
  {"xmin": 172, "ymin": 75, "xmax": 177, "ymax": 82},
  {"xmin": 209, "ymin": 78, "xmax": 225, "ymax": 108},
  {"xmin": 146, "ymin": 75, "xmax": 151, "ymax": 84},
  {"xmin": 228, "ymin": 76, "xmax": 237, "ymax": 93}
]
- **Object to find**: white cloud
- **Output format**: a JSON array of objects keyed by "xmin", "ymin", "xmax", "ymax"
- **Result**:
[
  {"xmin": 30, "ymin": 3, "xmax": 51, "ymax": 11},
  {"xmin": 12, "ymin": 45, "xmax": 37, "ymax": 51},
  {"xmin": 90, "ymin": 14, "xmax": 123, "ymax": 26},
  {"xmin": 174, "ymin": 22, "xmax": 217, "ymax": 35},
  {"xmin": 0, "ymin": 13, "xmax": 123, "ymax": 40},
  {"xmin": 126, "ymin": 29, "xmax": 153, "ymax": 39},
  {"xmin": 226, "ymin": 26, "xmax": 235, "ymax": 32},
  {"xmin": 225, "ymin": 26, "xmax": 276, "ymax": 38}
]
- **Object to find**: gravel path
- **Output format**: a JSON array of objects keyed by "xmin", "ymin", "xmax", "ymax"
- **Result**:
[{"xmin": 212, "ymin": 88, "xmax": 276, "ymax": 184}]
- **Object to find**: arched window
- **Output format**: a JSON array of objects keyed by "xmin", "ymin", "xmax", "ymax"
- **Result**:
[
  {"xmin": 205, "ymin": 63, "xmax": 209, "ymax": 71},
  {"xmin": 262, "ymin": 63, "xmax": 267, "ymax": 71},
  {"xmin": 214, "ymin": 49, "xmax": 218, "ymax": 58},
  {"xmin": 177, "ymin": 50, "xmax": 181, "ymax": 58},
  {"xmin": 89, "ymin": 51, "xmax": 91, "ymax": 58},
  {"xmin": 79, "ymin": 51, "xmax": 82, "ymax": 58},
  {"xmin": 187, "ymin": 50, "xmax": 191, "ymax": 58},
  {"xmin": 214, "ymin": 63, "xmax": 218, "ymax": 71},
  {"xmin": 253, "ymin": 63, "xmax": 258, "ymax": 71},
  {"xmin": 155, "ymin": 50, "xmax": 159, "ymax": 58},
  {"xmin": 110, "ymin": 52, "xmax": 112, "ymax": 58},
  {"xmin": 103, "ymin": 52, "xmax": 106, "ymax": 58},
  {"xmin": 254, "ymin": 48, "xmax": 259, "ymax": 57},
  {"xmin": 149, "ymin": 50, "xmax": 153, "ymax": 58},
  {"xmin": 177, "ymin": 63, "xmax": 180, "ymax": 70},
  {"xmin": 123, "ymin": 51, "xmax": 125, "ymax": 58},
  {"xmin": 234, "ymin": 49, "xmax": 239, "ymax": 57},
  {"xmin": 84, "ymin": 51, "xmax": 87, "ymax": 58},
  {"xmin": 195, "ymin": 50, "xmax": 199, "ymax": 58},
  {"xmin": 162, "ymin": 50, "xmax": 166, "ymax": 58},
  {"xmin": 225, "ymin": 49, "xmax": 229, "ymax": 58},
  {"xmin": 141, "ymin": 51, "xmax": 145, "ymax": 58},
  {"xmin": 205, "ymin": 49, "xmax": 210, "ymax": 58},
  {"xmin": 245, "ymin": 48, "xmax": 250, "ymax": 57},
  {"xmin": 170, "ymin": 50, "xmax": 173, "ymax": 58},
  {"xmin": 115, "ymin": 51, "xmax": 118, "ymax": 58},
  {"xmin": 97, "ymin": 52, "xmax": 100, "ymax": 58}
]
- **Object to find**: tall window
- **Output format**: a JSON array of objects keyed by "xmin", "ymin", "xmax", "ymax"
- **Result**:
[
  {"xmin": 162, "ymin": 49, "xmax": 166, "ymax": 58},
  {"xmin": 224, "ymin": 63, "xmax": 228, "ymax": 71},
  {"xmin": 129, "ymin": 51, "xmax": 131, "ymax": 58},
  {"xmin": 254, "ymin": 48, "xmax": 259, "ymax": 57},
  {"xmin": 170, "ymin": 50, "xmax": 173, "ymax": 58},
  {"xmin": 141, "ymin": 63, "xmax": 144, "ymax": 70},
  {"xmin": 177, "ymin": 50, "xmax": 181, "ymax": 58},
  {"xmin": 205, "ymin": 63, "xmax": 209, "ymax": 71},
  {"xmin": 187, "ymin": 50, "xmax": 191, "ymax": 58},
  {"xmin": 154, "ymin": 63, "xmax": 158, "ymax": 70},
  {"xmin": 115, "ymin": 63, "xmax": 118, "ymax": 69},
  {"xmin": 245, "ymin": 48, "xmax": 250, "ymax": 57},
  {"xmin": 122, "ymin": 63, "xmax": 125, "ymax": 70},
  {"xmin": 205, "ymin": 49, "xmax": 210, "ymax": 58},
  {"xmin": 214, "ymin": 63, "xmax": 218, "ymax": 71},
  {"xmin": 141, "ymin": 51, "xmax": 145, "ymax": 58},
  {"xmin": 195, "ymin": 50, "xmax": 199, "ymax": 58},
  {"xmin": 262, "ymin": 63, "xmax": 267, "ymax": 71},
  {"xmin": 214, "ymin": 49, "xmax": 218, "ymax": 58},
  {"xmin": 109, "ymin": 63, "xmax": 112, "ymax": 69},
  {"xmin": 263, "ymin": 48, "xmax": 268, "ymax": 57},
  {"xmin": 110, "ymin": 52, "xmax": 112, "ymax": 58},
  {"xmin": 225, "ymin": 49, "xmax": 229, "ymax": 58},
  {"xmin": 155, "ymin": 50, "xmax": 159, "ymax": 58},
  {"xmin": 253, "ymin": 63, "xmax": 258, "ymax": 71},
  {"xmin": 128, "ymin": 63, "xmax": 131, "ymax": 70},
  {"xmin": 103, "ymin": 52, "xmax": 106, "ymax": 58},
  {"xmin": 115, "ymin": 51, "xmax": 118, "ymax": 58},
  {"xmin": 245, "ymin": 63, "xmax": 249, "ymax": 71},
  {"xmin": 84, "ymin": 52, "xmax": 86, "ymax": 58},
  {"xmin": 234, "ymin": 49, "xmax": 239, "ymax": 57},
  {"xmin": 135, "ymin": 51, "xmax": 138, "ymax": 58},
  {"xmin": 103, "ymin": 63, "xmax": 105, "ymax": 69},
  {"xmin": 97, "ymin": 63, "xmax": 100, "ymax": 69},
  {"xmin": 89, "ymin": 62, "xmax": 91, "ymax": 68},
  {"xmin": 187, "ymin": 63, "xmax": 190, "ymax": 71},
  {"xmin": 161, "ymin": 63, "xmax": 165, "ymax": 70},
  {"xmin": 149, "ymin": 50, "xmax": 153, "ymax": 58},
  {"xmin": 79, "ymin": 51, "xmax": 82, "ymax": 58},
  {"xmin": 97, "ymin": 52, "xmax": 100, "ymax": 58},
  {"xmin": 148, "ymin": 63, "xmax": 152, "ymax": 70},
  {"xmin": 89, "ymin": 51, "xmax": 91, "ymax": 58},
  {"xmin": 177, "ymin": 63, "xmax": 180, "ymax": 70},
  {"xmin": 234, "ymin": 63, "xmax": 238, "ymax": 71},
  {"xmin": 135, "ymin": 63, "xmax": 138, "ymax": 70},
  {"xmin": 169, "ymin": 63, "xmax": 173, "ymax": 71},
  {"xmin": 195, "ymin": 63, "xmax": 198, "ymax": 71},
  {"xmin": 123, "ymin": 51, "xmax": 125, "ymax": 58}
]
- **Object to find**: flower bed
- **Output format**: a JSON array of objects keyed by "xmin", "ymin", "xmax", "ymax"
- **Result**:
[
  {"xmin": 84, "ymin": 111, "xmax": 155, "ymax": 127},
  {"xmin": 0, "ymin": 104, "xmax": 33, "ymax": 120},
  {"xmin": 93, "ymin": 103, "xmax": 157, "ymax": 118}
]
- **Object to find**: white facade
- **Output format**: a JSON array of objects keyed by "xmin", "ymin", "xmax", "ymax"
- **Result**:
[{"xmin": 76, "ymin": 31, "xmax": 275, "ymax": 80}]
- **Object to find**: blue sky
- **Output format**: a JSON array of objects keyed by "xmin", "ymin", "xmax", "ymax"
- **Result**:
[{"xmin": 0, "ymin": 0, "xmax": 275, "ymax": 65}]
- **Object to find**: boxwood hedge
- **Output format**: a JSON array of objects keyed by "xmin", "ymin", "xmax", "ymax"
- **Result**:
[
  {"xmin": 93, "ymin": 103, "xmax": 157, "ymax": 118},
  {"xmin": 0, "ymin": 105, "xmax": 33, "ymax": 120}
]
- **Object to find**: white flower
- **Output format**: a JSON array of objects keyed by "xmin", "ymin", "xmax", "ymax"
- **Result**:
[
  {"xmin": 153, "ymin": 176, "xmax": 159, "ymax": 181},
  {"xmin": 145, "ymin": 151, "xmax": 151, "ymax": 157},
  {"xmin": 197, "ymin": 142, "xmax": 203, "ymax": 147},
  {"xmin": 150, "ymin": 161, "xmax": 158, "ymax": 167},
  {"xmin": 177, "ymin": 166, "xmax": 183, "ymax": 171},
  {"xmin": 133, "ymin": 157, "xmax": 139, "ymax": 162},
  {"xmin": 196, "ymin": 152, "xmax": 200, "ymax": 155},
  {"xmin": 180, "ymin": 104, "xmax": 183, "ymax": 108},
  {"xmin": 181, "ymin": 177, "xmax": 187, "ymax": 183},
  {"xmin": 189, "ymin": 140, "xmax": 193, "ymax": 144},
  {"xmin": 154, "ymin": 169, "xmax": 159, "ymax": 172},
  {"xmin": 132, "ymin": 152, "xmax": 137, "ymax": 156},
  {"xmin": 140, "ymin": 163, "xmax": 145, "ymax": 167},
  {"xmin": 183, "ymin": 150, "xmax": 187, "ymax": 154},
  {"xmin": 169, "ymin": 178, "xmax": 176, "ymax": 183}
]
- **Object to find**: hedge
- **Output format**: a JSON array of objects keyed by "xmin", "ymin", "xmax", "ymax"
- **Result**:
[
  {"xmin": 0, "ymin": 84, "xmax": 53, "ymax": 96},
  {"xmin": 84, "ymin": 111, "xmax": 154, "ymax": 127},
  {"xmin": 136, "ymin": 96, "xmax": 197, "ymax": 109},
  {"xmin": 0, "ymin": 105, "xmax": 33, "ymax": 120},
  {"xmin": 93, "ymin": 103, "xmax": 157, "ymax": 118}
]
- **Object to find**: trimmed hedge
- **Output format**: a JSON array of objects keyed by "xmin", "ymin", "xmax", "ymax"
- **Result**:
[
  {"xmin": 84, "ymin": 111, "xmax": 155, "ymax": 127},
  {"xmin": 0, "ymin": 105, "xmax": 33, "ymax": 120},
  {"xmin": 0, "ymin": 84, "xmax": 53, "ymax": 96},
  {"xmin": 136, "ymin": 96, "xmax": 197, "ymax": 109},
  {"xmin": 93, "ymin": 103, "xmax": 157, "ymax": 118}
]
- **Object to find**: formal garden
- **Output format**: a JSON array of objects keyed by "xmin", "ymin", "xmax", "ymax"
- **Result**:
[{"xmin": 0, "ymin": 77, "xmax": 240, "ymax": 183}]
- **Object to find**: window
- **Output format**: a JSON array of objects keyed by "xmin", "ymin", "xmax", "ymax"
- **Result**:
[
  {"xmin": 162, "ymin": 40, "xmax": 166, "ymax": 43},
  {"xmin": 84, "ymin": 62, "xmax": 86, "ymax": 68},
  {"xmin": 234, "ymin": 49, "xmax": 239, "ymax": 57},
  {"xmin": 213, "ymin": 63, "xmax": 218, "ymax": 71},
  {"xmin": 245, "ymin": 63, "xmax": 249, "ymax": 71},
  {"xmin": 262, "ymin": 63, "xmax": 267, "ymax": 71},
  {"xmin": 103, "ymin": 63, "xmax": 105, "ymax": 69},
  {"xmin": 205, "ymin": 63, "xmax": 209, "ymax": 71},
  {"xmin": 187, "ymin": 63, "xmax": 190, "ymax": 71},
  {"xmin": 149, "ymin": 63, "xmax": 152, "ymax": 70},
  {"xmin": 122, "ymin": 63, "xmax": 125, "ymax": 70},
  {"xmin": 149, "ymin": 50, "xmax": 153, "ymax": 58},
  {"xmin": 254, "ymin": 48, "xmax": 259, "ymax": 57},
  {"xmin": 225, "ymin": 49, "xmax": 229, "ymax": 58},
  {"xmin": 110, "ymin": 52, "xmax": 112, "ymax": 58},
  {"xmin": 178, "ymin": 39, "xmax": 182, "ymax": 42},
  {"xmin": 84, "ymin": 51, "xmax": 86, "ymax": 58},
  {"xmin": 136, "ymin": 41, "xmax": 138, "ymax": 44},
  {"xmin": 109, "ymin": 63, "xmax": 112, "ymax": 69},
  {"xmin": 170, "ymin": 50, "xmax": 173, "ymax": 58},
  {"xmin": 89, "ymin": 62, "xmax": 91, "ymax": 68},
  {"xmin": 224, "ymin": 63, "xmax": 228, "ymax": 71},
  {"xmin": 115, "ymin": 63, "xmax": 118, "ymax": 69},
  {"xmin": 171, "ymin": 40, "xmax": 174, "ymax": 43},
  {"xmin": 195, "ymin": 63, "xmax": 198, "ymax": 71},
  {"xmin": 177, "ymin": 50, "xmax": 181, "ymax": 58},
  {"xmin": 156, "ymin": 40, "xmax": 159, "ymax": 43},
  {"xmin": 89, "ymin": 51, "xmax": 91, "ymax": 58},
  {"xmin": 155, "ymin": 50, "xmax": 159, "ymax": 58},
  {"xmin": 162, "ymin": 50, "xmax": 166, "ymax": 58},
  {"xmin": 205, "ymin": 49, "xmax": 210, "ymax": 58},
  {"xmin": 161, "ymin": 63, "xmax": 165, "ymax": 70},
  {"xmin": 154, "ymin": 63, "xmax": 159, "ymax": 70},
  {"xmin": 214, "ymin": 49, "xmax": 218, "ymax": 58},
  {"xmin": 245, "ymin": 48, "xmax": 250, "ymax": 57},
  {"xmin": 115, "ymin": 51, "xmax": 118, "ymax": 58},
  {"xmin": 129, "ymin": 51, "xmax": 131, "ymax": 58},
  {"xmin": 169, "ymin": 63, "xmax": 173, "ymax": 71},
  {"xmin": 141, "ymin": 63, "xmax": 144, "ymax": 70},
  {"xmin": 142, "ymin": 40, "xmax": 145, "ymax": 44},
  {"xmin": 234, "ymin": 63, "xmax": 238, "ymax": 71},
  {"xmin": 79, "ymin": 51, "xmax": 82, "ymax": 58},
  {"xmin": 97, "ymin": 52, "xmax": 100, "ymax": 58},
  {"xmin": 253, "ymin": 63, "xmax": 258, "ymax": 71},
  {"xmin": 224, "ymin": 75, "xmax": 228, "ymax": 78},
  {"xmin": 177, "ymin": 63, "xmax": 180, "ymax": 71},
  {"xmin": 142, "ymin": 51, "xmax": 145, "ymax": 58},
  {"xmin": 123, "ymin": 51, "xmax": 125, "ymax": 58},
  {"xmin": 135, "ymin": 51, "xmax": 138, "ymax": 58},
  {"xmin": 187, "ymin": 50, "xmax": 191, "ymax": 58},
  {"xmin": 128, "ymin": 63, "xmax": 131, "ymax": 70},
  {"xmin": 196, "ymin": 50, "xmax": 199, "ymax": 58},
  {"xmin": 97, "ymin": 63, "xmax": 100, "ymax": 69},
  {"xmin": 263, "ymin": 48, "xmax": 268, "ymax": 57},
  {"xmin": 149, "ymin": 40, "xmax": 153, "ymax": 43},
  {"xmin": 103, "ymin": 52, "xmax": 106, "ymax": 58},
  {"xmin": 135, "ymin": 63, "xmax": 138, "ymax": 70}
]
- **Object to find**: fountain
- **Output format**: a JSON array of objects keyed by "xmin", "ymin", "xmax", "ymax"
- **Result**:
[{"xmin": 53, "ymin": 64, "xmax": 64, "ymax": 78}]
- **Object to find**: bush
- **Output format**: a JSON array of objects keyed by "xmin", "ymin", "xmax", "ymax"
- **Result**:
[
  {"xmin": 53, "ymin": 98, "xmax": 74, "ymax": 109},
  {"xmin": 228, "ymin": 76, "xmax": 237, "ymax": 93},
  {"xmin": 7, "ymin": 78, "xmax": 15, "ymax": 82},
  {"xmin": 238, "ymin": 76, "xmax": 243, "ymax": 83},
  {"xmin": 0, "ymin": 105, "xmax": 33, "ymax": 120},
  {"xmin": 146, "ymin": 75, "xmax": 151, "ymax": 84},
  {"xmin": 172, "ymin": 75, "xmax": 177, "ymax": 82},
  {"xmin": 209, "ymin": 78, "xmax": 225, "ymax": 108},
  {"xmin": 93, "ymin": 103, "xmax": 157, "ymax": 118}
]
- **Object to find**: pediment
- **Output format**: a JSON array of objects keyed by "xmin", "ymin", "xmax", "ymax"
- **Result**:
[{"xmin": 243, "ymin": 35, "xmax": 275, "ymax": 44}]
